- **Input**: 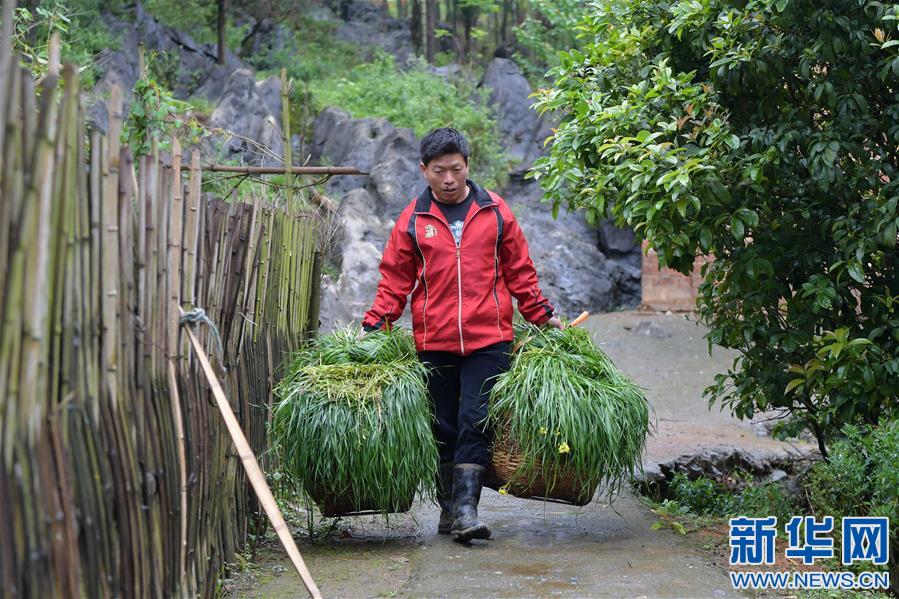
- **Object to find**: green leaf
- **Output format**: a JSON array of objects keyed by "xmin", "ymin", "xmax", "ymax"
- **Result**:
[
  {"xmin": 847, "ymin": 262, "xmax": 865, "ymax": 283},
  {"xmin": 699, "ymin": 227, "xmax": 712, "ymax": 251},
  {"xmin": 731, "ymin": 215, "xmax": 745, "ymax": 240},
  {"xmin": 883, "ymin": 221, "xmax": 897, "ymax": 248},
  {"xmin": 785, "ymin": 378, "xmax": 805, "ymax": 394}
]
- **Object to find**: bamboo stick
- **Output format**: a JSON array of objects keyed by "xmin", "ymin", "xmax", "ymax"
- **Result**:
[
  {"xmin": 19, "ymin": 65, "xmax": 60, "ymax": 439},
  {"xmin": 166, "ymin": 136, "xmax": 188, "ymax": 592},
  {"xmin": 169, "ymin": 137, "xmax": 184, "ymax": 358},
  {"xmin": 100, "ymin": 85, "xmax": 121, "ymax": 409},
  {"xmin": 182, "ymin": 152, "xmax": 201, "ymax": 308},
  {"xmin": 180, "ymin": 313, "xmax": 322, "ymax": 599},
  {"xmin": 0, "ymin": 63, "xmax": 23, "ymax": 304},
  {"xmin": 135, "ymin": 152, "xmax": 148, "ymax": 397},
  {"xmin": 0, "ymin": 65, "xmax": 24, "ymax": 463},
  {"xmin": 280, "ymin": 68, "xmax": 293, "ymax": 206},
  {"xmin": 88, "ymin": 130, "xmax": 102, "ymax": 423},
  {"xmin": 0, "ymin": 0, "xmax": 14, "ymax": 164},
  {"xmin": 21, "ymin": 67, "xmax": 35, "ymax": 174}
]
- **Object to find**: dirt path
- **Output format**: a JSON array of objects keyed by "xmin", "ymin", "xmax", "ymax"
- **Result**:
[{"xmin": 225, "ymin": 311, "xmax": 809, "ymax": 598}]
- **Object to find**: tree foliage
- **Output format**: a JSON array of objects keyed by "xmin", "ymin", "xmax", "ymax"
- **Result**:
[
  {"xmin": 512, "ymin": 0, "xmax": 588, "ymax": 82},
  {"xmin": 531, "ymin": 0, "xmax": 899, "ymax": 455}
]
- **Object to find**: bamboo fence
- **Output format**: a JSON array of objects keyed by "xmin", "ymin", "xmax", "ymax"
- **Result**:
[{"xmin": 0, "ymin": 54, "xmax": 323, "ymax": 597}]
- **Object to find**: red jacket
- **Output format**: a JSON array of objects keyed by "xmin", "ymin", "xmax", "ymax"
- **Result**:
[{"xmin": 363, "ymin": 180, "xmax": 554, "ymax": 354}]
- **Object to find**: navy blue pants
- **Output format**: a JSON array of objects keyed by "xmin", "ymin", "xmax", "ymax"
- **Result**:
[{"xmin": 418, "ymin": 341, "xmax": 511, "ymax": 467}]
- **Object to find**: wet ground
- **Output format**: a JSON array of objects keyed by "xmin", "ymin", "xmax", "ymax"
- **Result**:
[{"xmin": 225, "ymin": 311, "xmax": 810, "ymax": 598}]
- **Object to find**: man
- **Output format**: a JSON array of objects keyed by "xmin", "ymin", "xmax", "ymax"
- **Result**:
[{"xmin": 363, "ymin": 128, "xmax": 562, "ymax": 542}]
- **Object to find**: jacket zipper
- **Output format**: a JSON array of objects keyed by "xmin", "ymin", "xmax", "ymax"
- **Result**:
[
  {"xmin": 456, "ymin": 245, "xmax": 464, "ymax": 354},
  {"xmin": 454, "ymin": 204, "xmax": 492, "ymax": 355}
]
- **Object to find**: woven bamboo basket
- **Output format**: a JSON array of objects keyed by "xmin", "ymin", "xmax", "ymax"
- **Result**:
[
  {"xmin": 308, "ymin": 484, "xmax": 415, "ymax": 517},
  {"xmin": 488, "ymin": 431, "xmax": 599, "ymax": 506}
]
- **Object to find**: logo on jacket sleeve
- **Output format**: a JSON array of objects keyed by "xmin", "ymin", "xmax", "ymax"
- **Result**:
[{"xmin": 425, "ymin": 224, "xmax": 438, "ymax": 239}]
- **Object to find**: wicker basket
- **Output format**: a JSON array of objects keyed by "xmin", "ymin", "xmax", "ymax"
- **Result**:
[
  {"xmin": 488, "ymin": 432, "xmax": 599, "ymax": 506},
  {"xmin": 308, "ymin": 484, "xmax": 414, "ymax": 517}
]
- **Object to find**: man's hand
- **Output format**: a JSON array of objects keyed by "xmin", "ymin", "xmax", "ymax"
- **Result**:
[{"xmin": 547, "ymin": 316, "xmax": 564, "ymax": 330}]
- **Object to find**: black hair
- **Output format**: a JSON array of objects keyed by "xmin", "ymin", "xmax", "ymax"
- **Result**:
[{"xmin": 419, "ymin": 127, "xmax": 469, "ymax": 165}]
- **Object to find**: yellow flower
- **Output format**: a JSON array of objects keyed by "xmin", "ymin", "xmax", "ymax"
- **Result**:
[
  {"xmin": 498, "ymin": 486, "xmax": 509, "ymax": 495},
  {"xmin": 556, "ymin": 431, "xmax": 561, "ymax": 436},
  {"xmin": 558, "ymin": 442, "xmax": 570, "ymax": 454},
  {"xmin": 539, "ymin": 426, "xmax": 548, "ymax": 435}
]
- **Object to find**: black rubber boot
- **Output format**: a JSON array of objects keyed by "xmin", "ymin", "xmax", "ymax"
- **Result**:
[
  {"xmin": 450, "ymin": 464, "xmax": 491, "ymax": 542},
  {"xmin": 437, "ymin": 463, "xmax": 454, "ymax": 534}
]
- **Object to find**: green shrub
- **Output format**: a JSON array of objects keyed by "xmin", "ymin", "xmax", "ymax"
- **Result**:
[
  {"xmin": 806, "ymin": 421, "xmax": 898, "ymax": 579},
  {"xmin": 668, "ymin": 472, "xmax": 798, "ymax": 528},
  {"xmin": 10, "ymin": 0, "xmax": 119, "ymax": 86},
  {"xmin": 310, "ymin": 54, "xmax": 509, "ymax": 190},
  {"xmin": 669, "ymin": 473, "xmax": 728, "ymax": 515},
  {"xmin": 246, "ymin": 15, "xmax": 363, "ymax": 85},
  {"xmin": 727, "ymin": 479, "xmax": 798, "ymax": 530}
]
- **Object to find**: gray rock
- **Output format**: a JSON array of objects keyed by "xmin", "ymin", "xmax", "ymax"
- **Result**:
[
  {"xmin": 367, "ymin": 156, "xmax": 422, "ymax": 215},
  {"xmin": 598, "ymin": 218, "xmax": 640, "ymax": 256},
  {"xmin": 311, "ymin": 108, "xmax": 420, "ymax": 198},
  {"xmin": 207, "ymin": 69, "xmax": 284, "ymax": 166},
  {"xmin": 634, "ymin": 462, "xmax": 666, "ymax": 486},
  {"xmin": 333, "ymin": 1, "xmax": 413, "ymax": 64},
  {"xmin": 319, "ymin": 275, "xmax": 353, "ymax": 333},
  {"xmin": 659, "ymin": 446, "xmax": 811, "ymax": 482},
  {"xmin": 190, "ymin": 63, "xmax": 240, "ymax": 105},
  {"xmin": 327, "ymin": 188, "xmax": 395, "ymax": 325},
  {"xmin": 87, "ymin": 2, "xmax": 291, "ymax": 169},
  {"xmin": 766, "ymin": 469, "xmax": 789, "ymax": 484},
  {"xmin": 427, "ymin": 63, "xmax": 464, "ymax": 81},
  {"xmin": 480, "ymin": 58, "xmax": 554, "ymax": 176}
]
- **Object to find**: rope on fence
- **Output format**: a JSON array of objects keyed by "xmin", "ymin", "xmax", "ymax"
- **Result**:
[{"xmin": 179, "ymin": 308, "xmax": 225, "ymax": 367}]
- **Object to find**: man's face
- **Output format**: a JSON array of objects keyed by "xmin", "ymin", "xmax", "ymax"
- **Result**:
[{"xmin": 420, "ymin": 153, "xmax": 470, "ymax": 204}]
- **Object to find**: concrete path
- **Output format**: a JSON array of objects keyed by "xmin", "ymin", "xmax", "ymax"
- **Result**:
[{"xmin": 225, "ymin": 311, "xmax": 810, "ymax": 598}]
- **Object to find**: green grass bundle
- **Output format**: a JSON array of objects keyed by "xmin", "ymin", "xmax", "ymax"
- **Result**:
[
  {"xmin": 488, "ymin": 322, "xmax": 650, "ymax": 500},
  {"xmin": 273, "ymin": 326, "xmax": 438, "ymax": 516}
]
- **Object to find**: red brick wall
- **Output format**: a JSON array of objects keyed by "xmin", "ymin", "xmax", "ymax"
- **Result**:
[{"xmin": 640, "ymin": 240, "xmax": 709, "ymax": 312}]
